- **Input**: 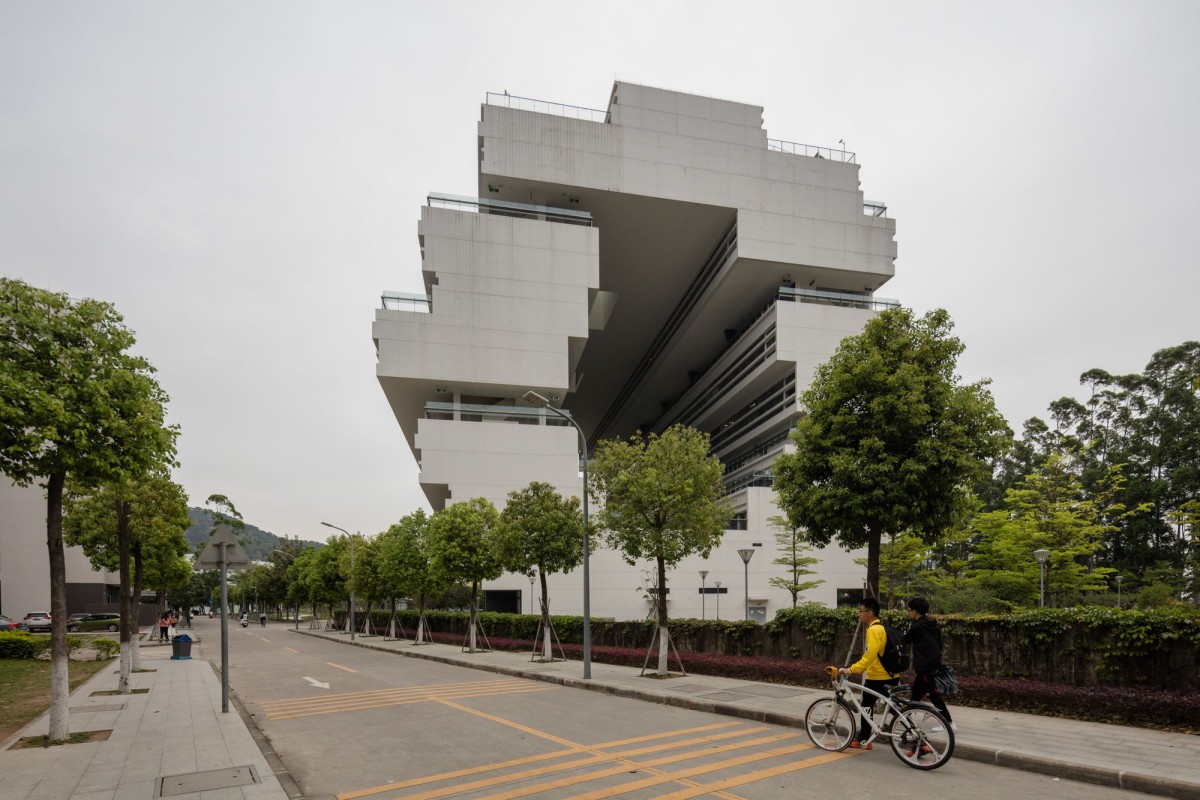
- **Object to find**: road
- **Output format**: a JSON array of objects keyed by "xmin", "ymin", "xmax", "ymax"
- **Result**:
[{"xmin": 188, "ymin": 617, "xmax": 1140, "ymax": 800}]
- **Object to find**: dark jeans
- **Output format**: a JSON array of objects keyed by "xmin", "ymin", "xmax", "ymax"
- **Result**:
[
  {"xmin": 158, "ymin": 626, "xmax": 168, "ymax": 641},
  {"xmin": 911, "ymin": 671, "xmax": 953, "ymax": 722},
  {"xmin": 859, "ymin": 677, "xmax": 899, "ymax": 741}
]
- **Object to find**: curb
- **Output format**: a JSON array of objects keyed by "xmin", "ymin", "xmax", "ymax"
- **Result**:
[{"xmin": 292, "ymin": 630, "xmax": 1200, "ymax": 800}]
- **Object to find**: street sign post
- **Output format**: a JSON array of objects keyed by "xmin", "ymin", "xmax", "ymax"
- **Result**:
[{"xmin": 197, "ymin": 525, "xmax": 250, "ymax": 713}]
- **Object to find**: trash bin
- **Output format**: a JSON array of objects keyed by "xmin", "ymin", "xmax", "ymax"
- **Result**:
[{"xmin": 170, "ymin": 633, "xmax": 193, "ymax": 660}]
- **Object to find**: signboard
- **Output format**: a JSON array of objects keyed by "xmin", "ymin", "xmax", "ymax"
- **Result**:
[{"xmin": 196, "ymin": 524, "xmax": 252, "ymax": 570}]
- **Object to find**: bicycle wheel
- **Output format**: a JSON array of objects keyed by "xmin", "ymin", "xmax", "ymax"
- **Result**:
[
  {"xmin": 804, "ymin": 697, "xmax": 856, "ymax": 751},
  {"xmin": 888, "ymin": 706, "xmax": 954, "ymax": 770}
]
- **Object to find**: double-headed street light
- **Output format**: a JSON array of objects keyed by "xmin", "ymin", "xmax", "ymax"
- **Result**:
[
  {"xmin": 738, "ymin": 549, "xmax": 755, "ymax": 621},
  {"xmin": 322, "ymin": 522, "xmax": 356, "ymax": 641},
  {"xmin": 1034, "ymin": 548, "xmax": 1050, "ymax": 608},
  {"xmin": 524, "ymin": 390, "xmax": 591, "ymax": 680}
]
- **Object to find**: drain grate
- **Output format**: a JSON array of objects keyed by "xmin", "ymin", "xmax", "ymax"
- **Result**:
[
  {"xmin": 157, "ymin": 765, "xmax": 259, "ymax": 797},
  {"xmin": 70, "ymin": 703, "xmax": 125, "ymax": 713}
]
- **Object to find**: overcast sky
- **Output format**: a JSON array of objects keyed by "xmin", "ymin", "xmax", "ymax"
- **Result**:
[{"xmin": 3, "ymin": 1, "xmax": 1197, "ymax": 542}]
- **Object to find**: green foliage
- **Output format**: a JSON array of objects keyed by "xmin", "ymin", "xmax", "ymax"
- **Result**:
[
  {"xmin": 773, "ymin": 307, "xmax": 1010, "ymax": 597},
  {"xmin": 766, "ymin": 515, "xmax": 823, "ymax": 608},
  {"xmin": 967, "ymin": 454, "xmax": 1118, "ymax": 607},
  {"xmin": 185, "ymin": 507, "xmax": 320, "ymax": 561},
  {"xmin": 429, "ymin": 498, "xmax": 502, "ymax": 600},
  {"xmin": 0, "ymin": 632, "xmax": 89, "ymax": 659},
  {"xmin": 89, "ymin": 638, "xmax": 120, "ymax": 659},
  {"xmin": 495, "ymin": 482, "xmax": 586, "ymax": 619},
  {"xmin": 765, "ymin": 603, "xmax": 851, "ymax": 644},
  {"xmin": 376, "ymin": 510, "xmax": 444, "ymax": 613}
]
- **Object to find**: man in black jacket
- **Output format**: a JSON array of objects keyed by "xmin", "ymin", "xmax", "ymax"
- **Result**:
[{"xmin": 901, "ymin": 597, "xmax": 956, "ymax": 731}]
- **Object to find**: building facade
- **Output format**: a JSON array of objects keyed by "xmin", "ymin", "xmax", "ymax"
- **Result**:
[
  {"xmin": 374, "ymin": 82, "xmax": 898, "ymax": 622},
  {"xmin": 0, "ymin": 478, "xmax": 119, "ymax": 619}
]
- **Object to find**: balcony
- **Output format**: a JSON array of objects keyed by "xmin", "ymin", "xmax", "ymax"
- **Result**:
[
  {"xmin": 423, "ymin": 402, "xmax": 572, "ymax": 427},
  {"xmin": 427, "ymin": 192, "xmax": 593, "ymax": 227},
  {"xmin": 380, "ymin": 291, "xmax": 431, "ymax": 313}
]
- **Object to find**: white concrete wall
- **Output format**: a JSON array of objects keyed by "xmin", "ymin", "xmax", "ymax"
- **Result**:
[{"xmin": 0, "ymin": 478, "xmax": 114, "ymax": 620}]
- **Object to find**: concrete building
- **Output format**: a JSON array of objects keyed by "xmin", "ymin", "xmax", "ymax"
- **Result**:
[
  {"xmin": 374, "ymin": 82, "xmax": 897, "ymax": 622},
  {"xmin": 1, "ymin": 478, "xmax": 119, "ymax": 620}
]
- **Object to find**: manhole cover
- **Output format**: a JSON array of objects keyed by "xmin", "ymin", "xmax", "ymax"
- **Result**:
[{"xmin": 157, "ymin": 765, "xmax": 259, "ymax": 796}]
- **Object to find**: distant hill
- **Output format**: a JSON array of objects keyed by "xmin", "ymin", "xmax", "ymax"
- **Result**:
[{"xmin": 185, "ymin": 508, "xmax": 322, "ymax": 561}]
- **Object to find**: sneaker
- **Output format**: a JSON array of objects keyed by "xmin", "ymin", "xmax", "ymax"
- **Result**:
[
  {"xmin": 951, "ymin": 722, "xmax": 958, "ymax": 732},
  {"xmin": 848, "ymin": 741, "xmax": 873, "ymax": 750},
  {"xmin": 907, "ymin": 745, "xmax": 933, "ymax": 758}
]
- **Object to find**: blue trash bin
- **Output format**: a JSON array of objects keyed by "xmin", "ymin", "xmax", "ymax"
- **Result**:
[{"xmin": 170, "ymin": 633, "xmax": 193, "ymax": 660}]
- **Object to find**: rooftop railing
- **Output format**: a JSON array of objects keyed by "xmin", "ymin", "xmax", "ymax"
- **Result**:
[
  {"xmin": 780, "ymin": 286, "xmax": 899, "ymax": 311},
  {"xmin": 864, "ymin": 200, "xmax": 888, "ymax": 218},
  {"xmin": 381, "ymin": 291, "xmax": 431, "ymax": 312},
  {"xmin": 485, "ymin": 92, "xmax": 609, "ymax": 124},
  {"xmin": 767, "ymin": 138, "xmax": 856, "ymax": 164},
  {"xmin": 428, "ymin": 192, "xmax": 593, "ymax": 226}
]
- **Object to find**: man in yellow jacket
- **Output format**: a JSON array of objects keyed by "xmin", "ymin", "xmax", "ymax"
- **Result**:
[{"xmin": 838, "ymin": 596, "xmax": 900, "ymax": 749}]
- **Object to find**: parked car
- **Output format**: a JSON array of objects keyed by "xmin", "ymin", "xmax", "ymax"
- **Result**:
[
  {"xmin": 0, "ymin": 614, "xmax": 25, "ymax": 632},
  {"xmin": 68, "ymin": 612, "xmax": 91, "ymax": 623},
  {"xmin": 67, "ymin": 613, "xmax": 122, "ymax": 633},
  {"xmin": 22, "ymin": 613, "xmax": 52, "ymax": 633}
]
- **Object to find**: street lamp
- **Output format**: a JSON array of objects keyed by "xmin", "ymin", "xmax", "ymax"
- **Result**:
[
  {"xmin": 1034, "ymin": 549, "xmax": 1050, "ymax": 608},
  {"xmin": 738, "ymin": 549, "xmax": 755, "ymax": 621},
  {"xmin": 322, "ymin": 522, "xmax": 356, "ymax": 641},
  {"xmin": 1115, "ymin": 575, "xmax": 1123, "ymax": 608},
  {"xmin": 524, "ymin": 390, "xmax": 591, "ymax": 680},
  {"xmin": 714, "ymin": 581, "xmax": 721, "ymax": 619},
  {"xmin": 699, "ymin": 570, "xmax": 708, "ymax": 620},
  {"xmin": 529, "ymin": 572, "xmax": 536, "ymax": 615}
]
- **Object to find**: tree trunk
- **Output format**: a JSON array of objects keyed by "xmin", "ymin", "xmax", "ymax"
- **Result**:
[
  {"xmin": 45, "ymin": 471, "xmax": 70, "ymax": 741},
  {"xmin": 539, "ymin": 569, "xmax": 551, "ymax": 661},
  {"xmin": 865, "ymin": 523, "xmax": 883, "ymax": 599},
  {"xmin": 132, "ymin": 544, "xmax": 144, "ymax": 671},
  {"xmin": 416, "ymin": 593, "xmax": 426, "ymax": 644},
  {"xmin": 468, "ymin": 581, "xmax": 478, "ymax": 653},
  {"xmin": 656, "ymin": 556, "xmax": 669, "ymax": 675},
  {"xmin": 117, "ymin": 499, "xmax": 132, "ymax": 694}
]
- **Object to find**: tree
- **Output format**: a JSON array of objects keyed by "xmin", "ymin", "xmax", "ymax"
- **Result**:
[
  {"xmin": 495, "ymin": 482, "xmax": 586, "ymax": 660},
  {"xmin": 376, "ymin": 510, "xmax": 443, "ymax": 643},
  {"xmin": 772, "ymin": 307, "xmax": 1010, "ymax": 599},
  {"xmin": 766, "ymin": 515, "xmax": 823, "ymax": 608},
  {"xmin": 967, "ymin": 454, "xmax": 1120, "ymax": 607},
  {"xmin": 428, "ymin": 498, "xmax": 501, "ymax": 652},
  {"xmin": 0, "ymin": 278, "xmax": 175, "ymax": 741},
  {"xmin": 588, "ymin": 425, "xmax": 729, "ymax": 674},
  {"xmin": 63, "ymin": 471, "xmax": 189, "ymax": 689}
]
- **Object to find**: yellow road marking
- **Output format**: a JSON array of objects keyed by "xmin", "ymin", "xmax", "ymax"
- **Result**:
[
  {"xmin": 432, "ymin": 697, "xmax": 579, "ymax": 746},
  {"xmin": 261, "ymin": 638, "xmax": 271, "ymax": 642},
  {"xmin": 475, "ymin": 739, "xmax": 812, "ymax": 800},
  {"xmin": 644, "ymin": 750, "xmax": 857, "ymax": 800},
  {"xmin": 261, "ymin": 679, "xmax": 521, "ymax": 709},
  {"xmin": 267, "ymin": 685, "xmax": 552, "ymax": 721},
  {"xmin": 327, "ymin": 661, "xmax": 358, "ymax": 673},
  {"xmin": 335, "ymin": 722, "xmax": 743, "ymax": 800},
  {"xmin": 283, "ymin": 647, "xmax": 299, "ymax": 654}
]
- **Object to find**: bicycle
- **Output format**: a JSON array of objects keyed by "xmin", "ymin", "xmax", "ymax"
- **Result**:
[{"xmin": 804, "ymin": 666, "xmax": 954, "ymax": 770}]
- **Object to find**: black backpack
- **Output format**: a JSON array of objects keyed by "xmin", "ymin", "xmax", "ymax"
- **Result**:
[{"xmin": 879, "ymin": 621, "xmax": 910, "ymax": 675}]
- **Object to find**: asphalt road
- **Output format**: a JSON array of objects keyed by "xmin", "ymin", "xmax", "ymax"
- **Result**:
[{"xmin": 192, "ymin": 618, "xmax": 1144, "ymax": 800}]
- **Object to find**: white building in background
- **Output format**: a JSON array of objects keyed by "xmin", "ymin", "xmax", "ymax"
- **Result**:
[
  {"xmin": 0, "ymin": 478, "xmax": 119, "ymax": 619},
  {"xmin": 374, "ymin": 82, "xmax": 898, "ymax": 622}
]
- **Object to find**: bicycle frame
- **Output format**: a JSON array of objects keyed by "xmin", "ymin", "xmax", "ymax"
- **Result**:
[{"xmin": 830, "ymin": 672, "xmax": 906, "ymax": 744}]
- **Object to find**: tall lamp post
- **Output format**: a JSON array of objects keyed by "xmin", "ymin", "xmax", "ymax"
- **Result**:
[
  {"xmin": 1034, "ymin": 549, "xmax": 1050, "ymax": 608},
  {"xmin": 699, "ymin": 570, "xmax": 708, "ymax": 620},
  {"xmin": 524, "ymin": 390, "xmax": 591, "ymax": 679},
  {"xmin": 529, "ymin": 572, "xmax": 536, "ymax": 615},
  {"xmin": 1115, "ymin": 575, "xmax": 1123, "ymax": 608},
  {"xmin": 322, "ymin": 522, "xmax": 356, "ymax": 641},
  {"xmin": 714, "ymin": 581, "xmax": 721, "ymax": 620},
  {"xmin": 737, "ymin": 549, "xmax": 755, "ymax": 621}
]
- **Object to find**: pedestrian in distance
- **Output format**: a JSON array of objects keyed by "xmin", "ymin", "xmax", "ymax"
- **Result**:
[
  {"xmin": 259, "ymin": 612, "xmax": 267, "ymax": 628},
  {"xmin": 902, "ymin": 597, "xmax": 956, "ymax": 731},
  {"xmin": 838, "ymin": 596, "xmax": 902, "ymax": 750},
  {"xmin": 158, "ymin": 613, "xmax": 170, "ymax": 643}
]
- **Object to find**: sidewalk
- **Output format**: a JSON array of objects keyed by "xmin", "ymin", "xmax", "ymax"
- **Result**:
[
  {"xmin": 0, "ymin": 631, "xmax": 289, "ymax": 800},
  {"xmin": 296, "ymin": 626, "xmax": 1200, "ymax": 800}
]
